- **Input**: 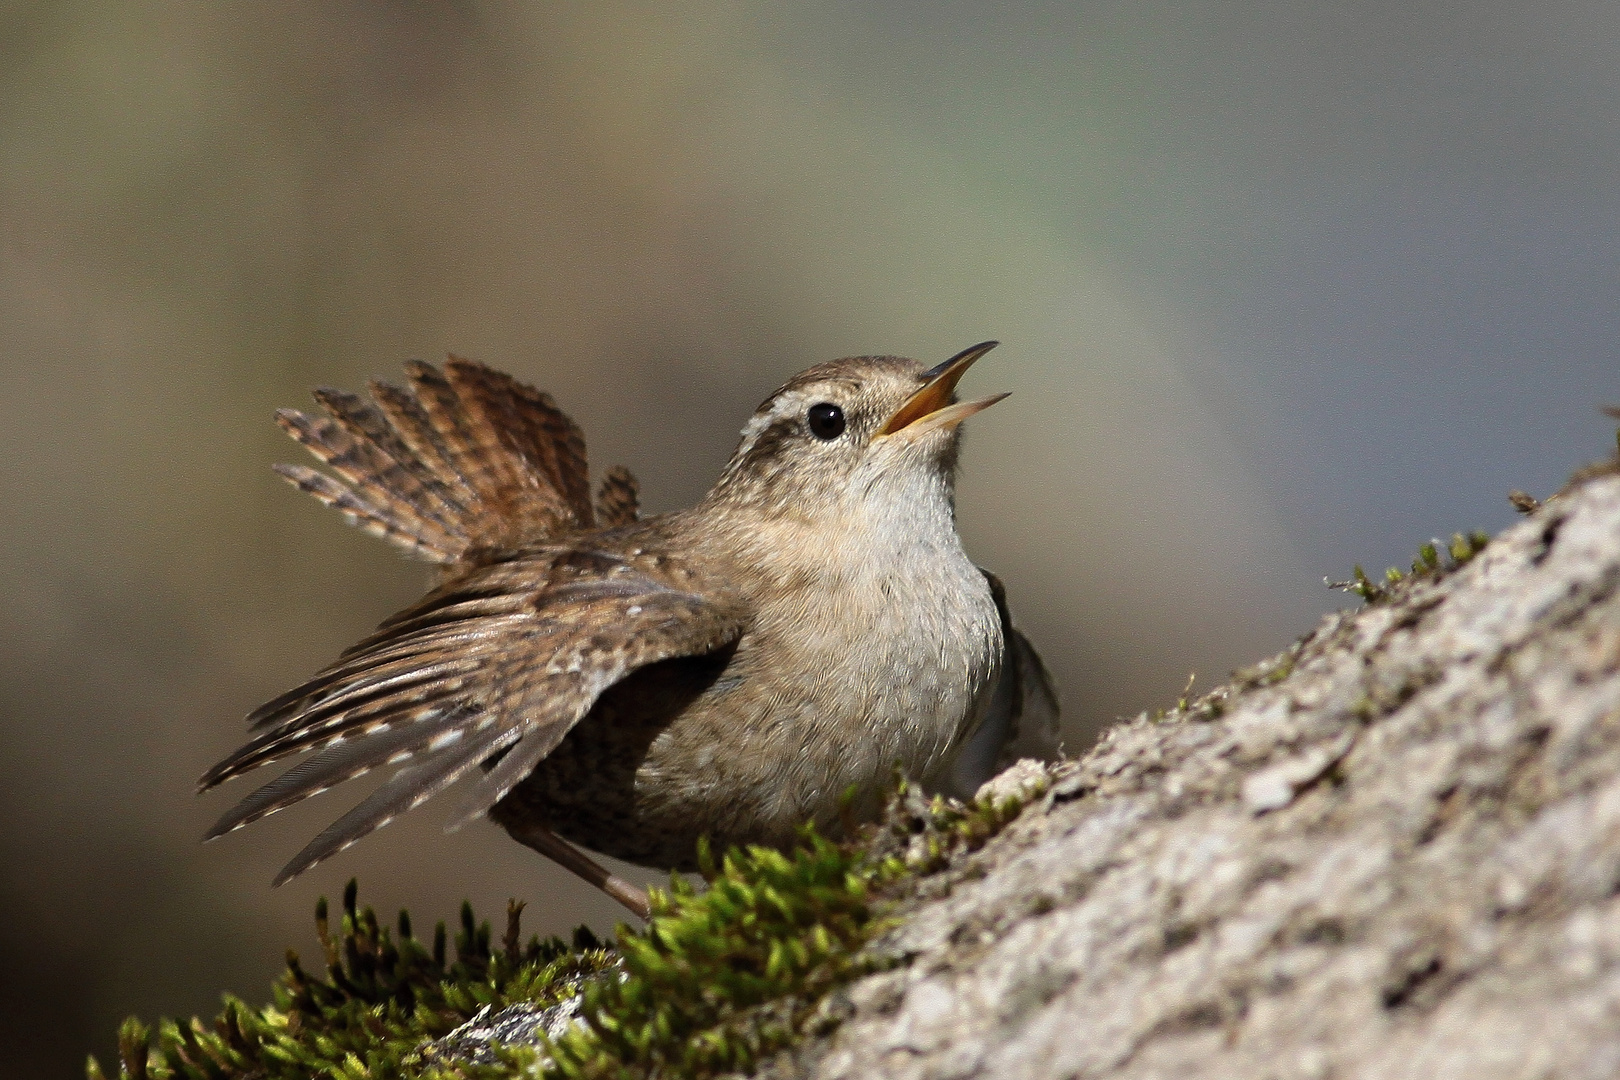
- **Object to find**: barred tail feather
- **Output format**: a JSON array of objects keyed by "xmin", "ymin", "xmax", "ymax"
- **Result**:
[
  {"xmin": 273, "ymin": 409, "xmax": 462, "ymax": 556},
  {"xmin": 272, "ymin": 463, "xmax": 456, "ymax": 561},
  {"xmin": 595, "ymin": 464, "xmax": 641, "ymax": 527},
  {"xmin": 310, "ymin": 386, "xmax": 469, "ymax": 534},
  {"xmin": 273, "ymin": 357, "xmax": 641, "ymax": 563}
]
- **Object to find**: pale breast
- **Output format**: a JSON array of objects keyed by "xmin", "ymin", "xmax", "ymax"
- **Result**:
[
  {"xmin": 498, "ymin": 472, "xmax": 1004, "ymax": 869},
  {"xmin": 649, "ymin": 512, "xmax": 1003, "ymax": 847},
  {"xmin": 500, "ymin": 535, "xmax": 1002, "ymax": 869}
]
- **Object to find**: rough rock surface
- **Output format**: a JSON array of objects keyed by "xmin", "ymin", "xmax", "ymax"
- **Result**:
[{"xmin": 778, "ymin": 473, "xmax": 1620, "ymax": 1079}]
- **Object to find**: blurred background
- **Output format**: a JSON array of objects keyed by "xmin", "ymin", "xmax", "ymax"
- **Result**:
[{"xmin": 3, "ymin": 1, "xmax": 1617, "ymax": 1074}]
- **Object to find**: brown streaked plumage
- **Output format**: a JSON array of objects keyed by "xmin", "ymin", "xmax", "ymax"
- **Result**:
[{"xmin": 201, "ymin": 345, "xmax": 1059, "ymax": 918}]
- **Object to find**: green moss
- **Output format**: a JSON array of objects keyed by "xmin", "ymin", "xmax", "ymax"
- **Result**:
[
  {"xmin": 1330, "ymin": 531, "xmax": 1490, "ymax": 605},
  {"xmin": 543, "ymin": 780, "xmax": 1038, "ymax": 1075},
  {"xmin": 93, "ymin": 780, "xmax": 1039, "ymax": 1080},
  {"xmin": 88, "ymin": 879, "xmax": 613, "ymax": 1080},
  {"xmin": 545, "ymin": 831, "xmax": 886, "ymax": 1078}
]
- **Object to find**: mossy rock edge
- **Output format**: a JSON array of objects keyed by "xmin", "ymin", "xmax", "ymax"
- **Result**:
[{"xmin": 91, "ymin": 778, "xmax": 1043, "ymax": 1080}]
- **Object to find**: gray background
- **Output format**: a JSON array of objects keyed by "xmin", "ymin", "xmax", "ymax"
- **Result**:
[{"xmin": 2, "ymin": 3, "xmax": 1615, "ymax": 1075}]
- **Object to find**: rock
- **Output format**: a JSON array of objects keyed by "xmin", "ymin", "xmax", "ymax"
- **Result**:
[
  {"xmin": 975, "ymin": 757, "xmax": 1052, "ymax": 808},
  {"xmin": 776, "ymin": 473, "xmax": 1620, "ymax": 1078}
]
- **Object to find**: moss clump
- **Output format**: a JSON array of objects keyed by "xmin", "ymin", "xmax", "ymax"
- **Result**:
[
  {"xmin": 1329, "ymin": 530, "xmax": 1491, "ymax": 605},
  {"xmin": 546, "ymin": 780, "xmax": 1041, "ymax": 1076},
  {"xmin": 546, "ymin": 831, "xmax": 886, "ymax": 1077},
  {"xmin": 93, "ymin": 780, "xmax": 1042, "ymax": 1080},
  {"xmin": 88, "ymin": 880, "xmax": 614, "ymax": 1080}
]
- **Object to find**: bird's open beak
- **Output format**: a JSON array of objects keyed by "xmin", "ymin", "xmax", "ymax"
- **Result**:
[{"xmin": 877, "ymin": 340, "xmax": 1009, "ymax": 438}]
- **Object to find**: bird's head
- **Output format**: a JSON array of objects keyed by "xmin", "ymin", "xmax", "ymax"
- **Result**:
[{"xmin": 707, "ymin": 341, "xmax": 1007, "ymax": 519}]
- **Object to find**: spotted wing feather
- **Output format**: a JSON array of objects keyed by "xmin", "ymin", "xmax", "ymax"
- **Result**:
[
  {"xmin": 200, "ymin": 545, "xmax": 747, "ymax": 883},
  {"xmin": 272, "ymin": 717, "xmax": 521, "ymax": 886}
]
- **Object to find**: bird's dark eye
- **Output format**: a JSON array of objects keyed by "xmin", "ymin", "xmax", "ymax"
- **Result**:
[{"xmin": 806, "ymin": 402, "xmax": 846, "ymax": 440}]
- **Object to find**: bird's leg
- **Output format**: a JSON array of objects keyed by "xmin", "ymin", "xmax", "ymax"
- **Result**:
[{"xmin": 504, "ymin": 819, "xmax": 652, "ymax": 921}]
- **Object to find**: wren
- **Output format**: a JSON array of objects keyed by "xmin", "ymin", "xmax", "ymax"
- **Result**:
[{"xmin": 200, "ymin": 342, "xmax": 1059, "ymax": 917}]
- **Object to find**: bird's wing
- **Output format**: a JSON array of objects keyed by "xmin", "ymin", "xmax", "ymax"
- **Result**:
[
  {"xmin": 199, "ymin": 545, "xmax": 746, "ymax": 884},
  {"xmin": 943, "ymin": 569, "xmax": 1063, "ymax": 798},
  {"xmin": 272, "ymin": 357, "xmax": 639, "ymax": 563}
]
